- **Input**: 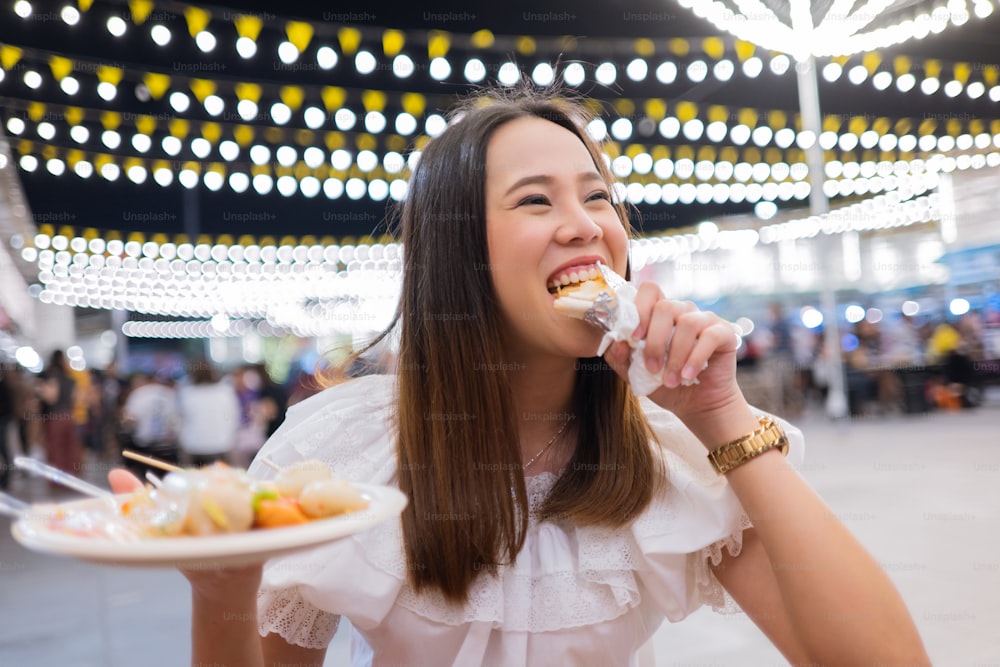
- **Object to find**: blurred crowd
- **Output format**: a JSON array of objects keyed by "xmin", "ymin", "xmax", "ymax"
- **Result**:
[
  {"xmin": 1, "ymin": 307, "xmax": 994, "ymax": 486},
  {"xmin": 0, "ymin": 355, "xmax": 323, "ymax": 488},
  {"xmin": 737, "ymin": 305, "xmax": 993, "ymax": 417}
]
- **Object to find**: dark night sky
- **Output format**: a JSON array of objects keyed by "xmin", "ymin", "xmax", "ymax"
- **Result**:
[{"xmin": 4, "ymin": 0, "xmax": 1000, "ymax": 240}]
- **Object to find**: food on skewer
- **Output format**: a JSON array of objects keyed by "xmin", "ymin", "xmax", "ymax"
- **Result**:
[
  {"xmin": 549, "ymin": 262, "xmax": 704, "ymax": 393},
  {"xmin": 272, "ymin": 459, "xmax": 334, "ymax": 498},
  {"xmin": 44, "ymin": 460, "xmax": 369, "ymax": 539},
  {"xmin": 299, "ymin": 479, "xmax": 371, "ymax": 518}
]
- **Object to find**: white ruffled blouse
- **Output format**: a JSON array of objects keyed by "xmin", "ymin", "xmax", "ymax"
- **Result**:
[{"xmin": 249, "ymin": 374, "xmax": 804, "ymax": 666}]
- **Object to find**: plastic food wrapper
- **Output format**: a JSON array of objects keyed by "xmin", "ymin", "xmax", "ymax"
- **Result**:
[{"xmin": 556, "ymin": 262, "xmax": 700, "ymax": 396}]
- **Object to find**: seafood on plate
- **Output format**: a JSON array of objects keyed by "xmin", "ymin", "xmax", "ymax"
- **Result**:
[{"xmin": 44, "ymin": 461, "xmax": 369, "ymax": 540}]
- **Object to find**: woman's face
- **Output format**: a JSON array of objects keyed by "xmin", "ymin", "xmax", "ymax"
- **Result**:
[{"xmin": 484, "ymin": 116, "xmax": 629, "ymax": 360}]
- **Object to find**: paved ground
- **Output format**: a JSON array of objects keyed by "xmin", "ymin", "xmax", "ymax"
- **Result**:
[{"xmin": 2, "ymin": 391, "xmax": 998, "ymax": 666}]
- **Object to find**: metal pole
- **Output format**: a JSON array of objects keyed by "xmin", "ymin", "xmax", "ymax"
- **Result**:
[{"xmin": 796, "ymin": 56, "xmax": 849, "ymax": 418}]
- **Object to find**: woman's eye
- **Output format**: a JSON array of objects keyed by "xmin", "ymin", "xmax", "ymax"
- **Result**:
[
  {"xmin": 518, "ymin": 195, "xmax": 550, "ymax": 206},
  {"xmin": 587, "ymin": 190, "xmax": 611, "ymax": 202}
]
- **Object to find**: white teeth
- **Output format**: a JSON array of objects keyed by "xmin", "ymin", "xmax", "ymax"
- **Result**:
[{"xmin": 550, "ymin": 264, "xmax": 602, "ymax": 291}]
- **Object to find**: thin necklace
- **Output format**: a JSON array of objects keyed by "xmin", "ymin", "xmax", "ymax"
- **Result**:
[{"xmin": 522, "ymin": 416, "xmax": 573, "ymax": 470}]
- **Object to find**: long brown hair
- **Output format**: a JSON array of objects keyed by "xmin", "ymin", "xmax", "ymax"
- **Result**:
[{"xmin": 352, "ymin": 88, "xmax": 663, "ymax": 603}]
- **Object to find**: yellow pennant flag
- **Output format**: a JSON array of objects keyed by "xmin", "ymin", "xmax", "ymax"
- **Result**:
[
  {"xmin": 27, "ymin": 102, "xmax": 46, "ymax": 122},
  {"xmin": 668, "ymin": 38, "xmax": 689, "ymax": 57},
  {"xmin": 470, "ymin": 29, "xmax": 493, "ymax": 49},
  {"xmin": 634, "ymin": 38, "xmax": 655, "ymax": 57},
  {"xmin": 361, "ymin": 90, "xmax": 387, "ymax": 113},
  {"xmin": 184, "ymin": 6, "xmax": 211, "ymax": 36},
  {"xmin": 734, "ymin": 40, "xmax": 754, "ymax": 61},
  {"xmin": 428, "ymin": 31, "xmax": 451, "ymax": 58},
  {"xmin": 401, "ymin": 92, "xmax": 425, "ymax": 117},
  {"xmin": 100, "ymin": 111, "xmax": 122, "ymax": 130},
  {"xmin": 675, "ymin": 101, "xmax": 697, "ymax": 123},
  {"xmin": 953, "ymin": 62, "xmax": 971, "ymax": 84},
  {"xmin": 127, "ymin": 0, "xmax": 154, "ymax": 24},
  {"xmin": 232, "ymin": 125, "xmax": 254, "ymax": 147},
  {"xmin": 321, "ymin": 86, "xmax": 346, "ymax": 112},
  {"xmin": 234, "ymin": 82, "xmax": 262, "ymax": 103},
  {"xmin": 64, "ymin": 107, "xmax": 85, "ymax": 126},
  {"xmin": 338, "ymin": 27, "xmax": 362, "ymax": 55},
  {"xmin": 97, "ymin": 65, "xmax": 124, "ymax": 85},
  {"xmin": 49, "ymin": 55, "xmax": 74, "ymax": 80},
  {"xmin": 189, "ymin": 78, "xmax": 216, "ymax": 102},
  {"xmin": 286, "ymin": 21, "xmax": 314, "ymax": 52},
  {"xmin": 382, "ymin": 29, "xmax": 405, "ymax": 57},
  {"xmin": 280, "ymin": 85, "xmax": 305, "ymax": 110},
  {"xmin": 0, "ymin": 45, "xmax": 23, "ymax": 70},
  {"xmin": 142, "ymin": 72, "xmax": 171, "ymax": 99},
  {"xmin": 233, "ymin": 14, "xmax": 263, "ymax": 40},
  {"xmin": 201, "ymin": 122, "xmax": 222, "ymax": 143},
  {"xmin": 644, "ymin": 99, "xmax": 667, "ymax": 121},
  {"xmin": 516, "ymin": 36, "xmax": 536, "ymax": 56},
  {"xmin": 702, "ymin": 37, "xmax": 725, "ymax": 60},
  {"xmin": 168, "ymin": 118, "xmax": 190, "ymax": 138},
  {"xmin": 135, "ymin": 114, "xmax": 156, "ymax": 135}
]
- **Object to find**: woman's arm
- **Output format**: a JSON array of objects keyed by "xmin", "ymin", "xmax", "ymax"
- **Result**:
[
  {"xmin": 262, "ymin": 634, "xmax": 328, "ymax": 667},
  {"xmin": 190, "ymin": 575, "xmax": 329, "ymax": 667},
  {"xmin": 108, "ymin": 470, "xmax": 330, "ymax": 667},
  {"xmin": 190, "ymin": 567, "xmax": 265, "ymax": 667},
  {"xmin": 708, "ymin": 444, "xmax": 931, "ymax": 664},
  {"xmin": 670, "ymin": 392, "xmax": 930, "ymax": 665},
  {"xmin": 603, "ymin": 287, "xmax": 931, "ymax": 665}
]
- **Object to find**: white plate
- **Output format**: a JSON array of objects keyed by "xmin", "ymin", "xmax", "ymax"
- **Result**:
[{"xmin": 11, "ymin": 483, "xmax": 407, "ymax": 568}]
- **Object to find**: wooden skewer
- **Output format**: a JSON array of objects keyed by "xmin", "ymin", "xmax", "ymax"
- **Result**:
[
  {"xmin": 122, "ymin": 450, "xmax": 183, "ymax": 473},
  {"xmin": 259, "ymin": 457, "xmax": 282, "ymax": 471}
]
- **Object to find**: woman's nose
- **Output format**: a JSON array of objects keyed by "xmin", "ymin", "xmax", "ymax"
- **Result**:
[{"xmin": 555, "ymin": 202, "xmax": 604, "ymax": 244}]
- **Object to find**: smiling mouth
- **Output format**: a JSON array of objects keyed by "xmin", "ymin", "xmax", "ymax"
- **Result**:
[{"xmin": 547, "ymin": 264, "xmax": 602, "ymax": 295}]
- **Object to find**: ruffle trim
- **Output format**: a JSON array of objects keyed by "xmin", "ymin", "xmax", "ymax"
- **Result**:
[
  {"xmin": 691, "ymin": 513, "xmax": 752, "ymax": 615},
  {"xmin": 254, "ymin": 378, "xmax": 777, "ymax": 641},
  {"xmin": 258, "ymin": 586, "xmax": 341, "ymax": 650},
  {"xmin": 361, "ymin": 473, "xmax": 644, "ymax": 632}
]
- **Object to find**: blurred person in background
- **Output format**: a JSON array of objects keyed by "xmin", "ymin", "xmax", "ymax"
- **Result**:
[
  {"xmin": 925, "ymin": 319, "xmax": 961, "ymax": 364},
  {"xmin": 251, "ymin": 363, "xmax": 289, "ymax": 438},
  {"xmin": 120, "ymin": 371, "xmax": 180, "ymax": 475},
  {"xmin": 177, "ymin": 363, "xmax": 241, "ymax": 467},
  {"xmin": 0, "ymin": 363, "xmax": 15, "ymax": 489},
  {"xmin": 231, "ymin": 364, "xmax": 289, "ymax": 468},
  {"xmin": 97, "ymin": 361, "xmax": 127, "ymax": 462},
  {"xmin": 764, "ymin": 303, "xmax": 800, "ymax": 415},
  {"xmin": 37, "ymin": 350, "xmax": 82, "ymax": 476},
  {"xmin": 231, "ymin": 365, "xmax": 265, "ymax": 468},
  {"xmin": 80, "ymin": 369, "xmax": 105, "ymax": 459},
  {"xmin": 925, "ymin": 317, "xmax": 982, "ymax": 409},
  {"xmin": 882, "ymin": 312, "xmax": 925, "ymax": 367},
  {"xmin": 950, "ymin": 312, "xmax": 984, "ymax": 407},
  {"xmin": 67, "ymin": 362, "xmax": 93, "ymax": 460}
]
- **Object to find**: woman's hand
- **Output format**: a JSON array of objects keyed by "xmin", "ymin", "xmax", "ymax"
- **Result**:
[
  {"xmin": 107, "ymin": 469, "xmax": 263, "ymax": 596},
  {"xmin": 603, "ymin": 282, "xmax": 757, "ymax": 444}
]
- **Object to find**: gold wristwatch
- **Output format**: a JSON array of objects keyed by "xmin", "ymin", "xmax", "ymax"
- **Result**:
[{"xmin": 707, "ymin": 416, "xmax": 789, "ymax": 475}]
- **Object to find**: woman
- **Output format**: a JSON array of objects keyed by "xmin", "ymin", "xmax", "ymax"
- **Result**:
[
  {"xmin": 39, "ymin": 350, "xmax": 82, "ymax": 476},
  {"xmin": 176, "ymin": 364, "xmax": 241, "ymax": 467},
  {"xmin": 112, "ymin": 89, "xmax": 929, "ymax": 666}
]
